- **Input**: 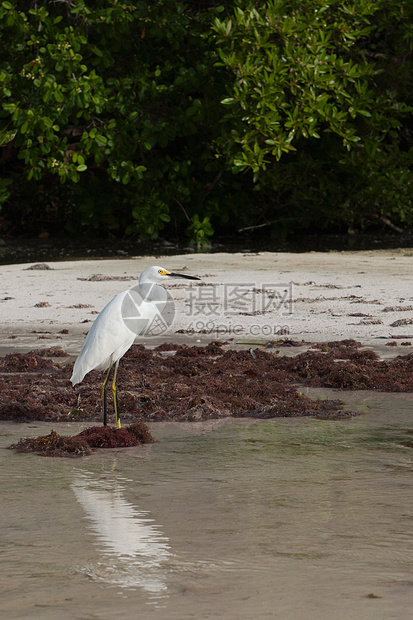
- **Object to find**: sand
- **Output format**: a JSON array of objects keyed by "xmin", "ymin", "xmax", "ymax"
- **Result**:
[{"xmin": 1, "ymin": 249, "xmax": 412, "ymax": 357}]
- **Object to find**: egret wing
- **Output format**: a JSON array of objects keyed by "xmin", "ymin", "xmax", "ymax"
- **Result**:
[{"xmin": 70, "ymin": 291, "xmax": 135, "ymax": 384}]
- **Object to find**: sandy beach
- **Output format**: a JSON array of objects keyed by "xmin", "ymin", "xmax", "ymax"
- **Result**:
[{"xmin": 0, "ymin": 249, "xmax": 412, "ymax": 358}]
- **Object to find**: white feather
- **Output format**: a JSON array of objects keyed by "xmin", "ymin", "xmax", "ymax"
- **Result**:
[
  {"xmin": 70, "ymin": 265, "xmax": 197, "ymax": 386},
  {"xmin": 71, "ymin": 291, "xmax": 135, "ymax": 385}
]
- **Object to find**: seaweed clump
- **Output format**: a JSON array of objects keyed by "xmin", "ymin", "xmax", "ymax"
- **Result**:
[
  {"xmin": 3, "ymin": 339, "xmax": 413, "ymax": 425},
  {"xmin": 76, "ymin": 426, "xmax": 139, "ymax": 448},
  {"xmin": 9, "ymin": 421, "xmax": 155, "ymax": 457},
  {"xmin": 9, "ymin": 429, "xmax": 92, "ymax": 457}
]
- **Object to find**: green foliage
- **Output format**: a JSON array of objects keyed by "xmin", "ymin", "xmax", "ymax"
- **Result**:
[
  {"xmin": 213, "ymin": 0, "xmax": 413, "ymax": 228},
  {"xmin": 0, "ymin": 0, "xmax": 412, "ymax": 239},
  {"xmin": 128, "ymin": 193, "xmax": 171, "ymax": 239},
  {"xmin": 0, "ymin": 177, "xmax": 12, "ymax": 205},
  {"xmin": 214, "ymin": 1, "xmax": 375, "ymax": 174},
  {"xmin": 0, "ymin": 0, "xmax": 224, "ymax": 235},
  {"xmin": 186, "ymin": 214, "xmax": 214, "ymax": 250}
]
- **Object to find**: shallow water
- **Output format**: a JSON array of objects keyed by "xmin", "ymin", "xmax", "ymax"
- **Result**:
[{"xmin": 1, "ymin": 390, "xmax": 413, "ymax": 620}]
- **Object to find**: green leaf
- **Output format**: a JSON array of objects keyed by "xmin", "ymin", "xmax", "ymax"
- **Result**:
[{"xmin": 95, "ymin": 134, "xmax": 107, "ymax": 147}]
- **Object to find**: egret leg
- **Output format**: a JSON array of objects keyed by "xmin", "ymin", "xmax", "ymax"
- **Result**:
[
  {"xmin": 101, "ymin": 362, "xmax": 113, "ymax": 426},
  {"xmin": 112, "ymin": 360, "xmax": 121, "ymax": 429}
]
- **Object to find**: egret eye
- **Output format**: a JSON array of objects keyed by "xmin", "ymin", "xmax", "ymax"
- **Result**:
[{"xmin": 158, "ymin": 269, "xmax": 163, "ymax": 274}]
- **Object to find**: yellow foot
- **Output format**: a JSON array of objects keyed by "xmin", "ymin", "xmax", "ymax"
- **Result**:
[{"xmin": 116, "ymin": 419, "xmax": 122, "ymax": 429}]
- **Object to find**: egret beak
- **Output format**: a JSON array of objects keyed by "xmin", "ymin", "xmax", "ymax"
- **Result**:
[{"xmin": 169, "ymin": 272, "xmax": 200, "ymax": 280}]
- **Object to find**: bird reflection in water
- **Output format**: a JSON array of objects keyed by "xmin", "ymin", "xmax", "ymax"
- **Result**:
[{"xmin": 72, "ymin": 469, "xmax": 171, "ymax": 599}]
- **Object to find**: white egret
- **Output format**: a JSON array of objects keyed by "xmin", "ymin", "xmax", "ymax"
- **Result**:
[{"xmin": 71, "ymin": 266, "xmax": 200, "ymax": 427}]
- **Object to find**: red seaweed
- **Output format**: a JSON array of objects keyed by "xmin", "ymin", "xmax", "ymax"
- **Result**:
[{"xmin": 2, "ymin": 340, "xmax": 413, "ymax": 426}]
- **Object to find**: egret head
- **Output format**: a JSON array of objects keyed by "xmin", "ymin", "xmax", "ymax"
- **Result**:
[{"xmin": 140, "ymin": 266, "xmax": 200, "ymax": 284}]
